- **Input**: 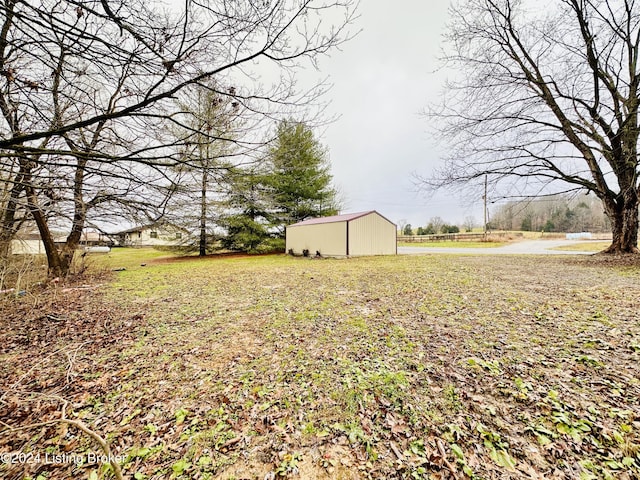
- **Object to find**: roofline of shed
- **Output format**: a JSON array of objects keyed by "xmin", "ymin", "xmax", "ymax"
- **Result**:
[{"xmin": 286, "ymin": 210, "xmax": 396, "ymax": 228}]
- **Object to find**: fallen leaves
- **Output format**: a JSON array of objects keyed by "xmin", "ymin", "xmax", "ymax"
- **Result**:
[{"xmin": 1, "ymin": 253, "xmax": 640, "ymax": 479}]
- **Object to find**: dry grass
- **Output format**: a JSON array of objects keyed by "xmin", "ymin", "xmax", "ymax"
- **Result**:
[
  {"xmin": 0, "ymin": 254, "xmax": 48, "ymax": 294},
  {"xmin": 397, "ymin": 241, "xmax": 505, "ymax": 248},
  {"xmin": 1, "ymin": 250, "xmax": 639, "ymax": 479},
  {"xmin": 550, "ymin": 242, "xmax": 612, "ymax": 252}
]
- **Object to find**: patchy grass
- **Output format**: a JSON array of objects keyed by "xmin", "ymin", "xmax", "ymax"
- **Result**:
[
  {"xmin": 83, "ymin": 247, "xmax": 174, "ymax": 270},
  {"xmin": 1, "ymin": 251, "xmax": 640, "ymax": 479},
  {"xmin": 398, "ymin": 241, "xmax": 505, "ymax": 248},
  {"xmin": 551, "ymin": 242, "xmax": 612, "ymax": 252}
]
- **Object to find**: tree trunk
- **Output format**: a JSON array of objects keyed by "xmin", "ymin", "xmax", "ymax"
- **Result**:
[
  {"xmin": 25, "ymin": 183, "xmax": 67, "ymax": 276},
  {"xmin": 58, "ymin": 222, "xmax": 83, "ymax": 277},
  {"xmin": 199, "ymin": 167, "xmax": 207, "ymax": 257},
  {"xmin": 0, "ymin": 234, "xmax": 10, "ymax": 259},
  {"xmin": 20, "ymin": 157, "xmax": 70, "ymax": 277},
  {"xmin": 59, "ymin": 158, "xmax": 89, "ymax": 274},
  {"xmin": 0, "ymin": 165, "xmax": 27, "ymax": 259},
  {"xmin": 602, "ymin": 194, "xmax": 639, "ymax": 254}
]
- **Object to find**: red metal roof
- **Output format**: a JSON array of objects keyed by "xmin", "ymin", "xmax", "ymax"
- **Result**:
[{"xmin": 288, "ymin": 211, "xmax": 389, "ymax": 227}]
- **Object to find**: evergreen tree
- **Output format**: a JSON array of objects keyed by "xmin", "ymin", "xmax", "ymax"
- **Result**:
[
  {"xmin": 218, "ymin": 166, "xmax": 271, "ymax": 252},
  {"xmin": 266, "ymin": 120, "xmax": 339, "ymax": 235}
]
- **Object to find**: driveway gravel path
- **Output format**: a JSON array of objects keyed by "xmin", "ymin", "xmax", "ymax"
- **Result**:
[{"xmin": 398, "ymin": 239, "xmax": 601, "ymax": 255}]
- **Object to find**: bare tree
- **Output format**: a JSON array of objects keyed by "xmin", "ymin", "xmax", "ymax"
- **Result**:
[
  {"xmin": 168, "ymin": 82, "xmax": 245, "ymax": 256},
  {"xmin": 0, "ymin": 0, "xmax": 357, "ymax": 275},
  {"xmin": 463, "ymin": 215, "xmax": 476, "ymax": 232},
  {"xmin": 428, "ymin": 216, "xmax": 445, "ymax": 234},
  {"xmin": 425, "ymin": 0, "xmax": 640, "ymax": 253},
  {"xmin": 1, "ymin": 6, "xmax": 176, "ymax": 274}
]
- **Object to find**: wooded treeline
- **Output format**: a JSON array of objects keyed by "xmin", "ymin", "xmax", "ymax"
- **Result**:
[
  {"xmin": 489, "ymin": 195, "xmax": 609, "ymax": 233},
  {"xmin": 0, "ymin": 0, "xmax": 353, "ymax": 275},
  {"xmin": 426, "ymin": 0, "xmax": 640, "ymax": 253},
  {"xmin": 400, "ymin": 195, "xmax": 608, "ymax": 235}
]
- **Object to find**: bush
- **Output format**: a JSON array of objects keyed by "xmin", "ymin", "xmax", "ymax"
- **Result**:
[
  {"xmin": 253, "ymin": 237, "xmax": 285, "ymax": 254},
  {"xmin": 440, "ymin": 224, "xmax": 460, "ymax": 234},
  {"xmin": 219, "ymin": 215, "xmax": 269, "ymax": 252}
]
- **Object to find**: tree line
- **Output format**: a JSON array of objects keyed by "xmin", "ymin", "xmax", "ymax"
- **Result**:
[
  {"xmin": 400, "ymin": 194, "xmax": 608, "ymax": 236},
  {"xmin": 424, "ymin": 0, "xmax": 640, "ymax": 253},
  {"xmin": 0, "ymin": 0, "xmax": 354, "ymax": 276},
  {"xmin": 488, "ymin": 195, "xmax": 609, "ymax": 233},
  {"xmin": 400, "ymin": 217, "xmax": 464, "ymax": 236},
  {"xmin": 167, "ymin": 116, "xmax": 339, "ymax": 254}
]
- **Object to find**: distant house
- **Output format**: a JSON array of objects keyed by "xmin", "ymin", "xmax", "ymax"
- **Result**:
[
  {"xmin": 9, "ymin": 230, "xmax": 110, "ymax": 254},
  {"xmin": 286, "ymin": 210, "xmax": 397, "ymax": 257},
  {"xmin": 112, "ymin": 222, "xmax": 187, "ymax": 247},
  {"xmin": 80, "ymin": 231, "xmax": 112, "ymax": 246}
]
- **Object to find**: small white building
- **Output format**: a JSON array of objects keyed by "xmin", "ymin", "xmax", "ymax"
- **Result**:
[
  {"xmin": 9, "ymin": 231, "xmax": 67, "ymax": 255},
  {"xmin": 9, "ymin": 236, "xmax": 46, "ymax": 255},
  {"xmin": 9, "ymin": 230, "xmax": 111, "ymax": 254},
  {"xmin": 286, "ymin": 211, "xmax": 397, "ymax": 257}
]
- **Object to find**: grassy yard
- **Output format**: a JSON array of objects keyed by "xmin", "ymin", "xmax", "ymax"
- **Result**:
[
  {"xmin": 550, "ymin": 242, "xmax": 612, "ymax": 253},
  {"xmin": 397, "ymin": 241, "xmax": 505, "ymax": 248},
  {"xmin": 1, "ymin": 250, "xmax": 640, "ymax": 479}
]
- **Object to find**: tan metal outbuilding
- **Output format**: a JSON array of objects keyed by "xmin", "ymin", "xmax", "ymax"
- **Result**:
[{"xmin": 286, "ymin": 210, "xmax": 397, "ymax": 257}]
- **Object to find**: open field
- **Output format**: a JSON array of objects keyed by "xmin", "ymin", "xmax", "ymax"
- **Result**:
[
  {"xmin": 397, "ymin": 242, "xmax": 506, "ymax": 249},
  {"xmin": 1, "ymin": 250, "xmax": 640, "ymax": 479}
]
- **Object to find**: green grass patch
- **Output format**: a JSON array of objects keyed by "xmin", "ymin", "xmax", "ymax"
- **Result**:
[
  {"xmin": 84, "ymin": 246, "xmax": 174, "ymax": 270},
  {"xmin": 398, "ymin": 240, "xmax": 505, "ymax": 248},
  {"xmin": 550, "ymin": 241, "xmax": 612, "ymax": 252}
]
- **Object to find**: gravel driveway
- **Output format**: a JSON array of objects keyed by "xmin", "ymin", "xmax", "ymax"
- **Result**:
[{"xmin": 398, "ymin": 239, "xmax": 600, "ymax": 255}]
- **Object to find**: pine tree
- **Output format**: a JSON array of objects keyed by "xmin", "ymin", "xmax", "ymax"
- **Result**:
[
  {"xmin": 266, "ymin": 120, "xmax": 339, "ymax": 235},
  {"xmin": 218, "ymin": 166, "xmax": 271, "ymax": 252}
]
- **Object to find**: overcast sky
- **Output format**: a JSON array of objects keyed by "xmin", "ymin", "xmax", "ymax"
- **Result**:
[{"xmin": 301, "ymin": 1, "xmax": 483, "ymax": 228}]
